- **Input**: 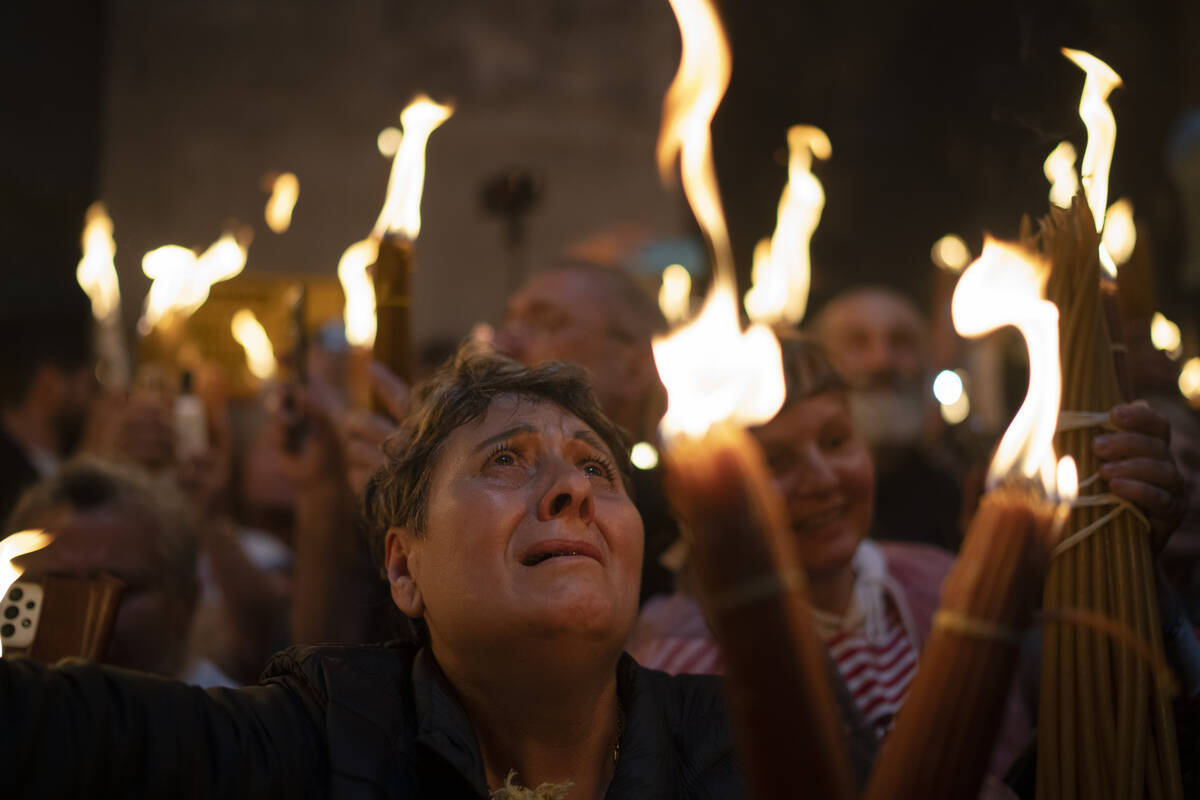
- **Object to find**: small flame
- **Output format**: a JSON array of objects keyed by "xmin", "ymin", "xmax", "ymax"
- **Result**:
[
  {"xmin": 657, "ymin": 0, "xmax": 734, "ymax": 292},
  {"xmin": 76, "ymin": 203, "xmax": 121, "ymax": 321},
  {"xmin": 337, "ymin": 239, "xmax": 380, "ymax": 348},
  {"xmin": 930, "ymin": 234, "xmax": 971, "ymax": 273},
  {"xmin": 952, "ymin": 237, "xmax": 1072, "ymax": 501},
  {"xmin": 1102, "ymin": 198, "xmax": 1136, "ymax": 267},
  {"xmin": 745, "ymin": 125, "xmax": 831, "ymax": 323},
  {"xmin": 265, "ymin": 173, "xmax": 300, "ymax": 234},
  {"xmin": 0, "ymin": 530, "xmax": 52, "ymax": 657},
  {"xmin": 377, "ymin": 126, "xmax": 403, "ymax": 157},
  {"xmin": 1180, "ymin": 357, "xmax": 1200, "ymax": 403},
  {"xmin": 1043, "ymin": 141, "xmax": 1080, "ymax": 209},
  {"xmin": 1063, "ymin": 48, "xmax": 1122, "ymax": 277},
  {"xmin": 1150, "ymin": 312, "xmax": 1182, "ymax": 359},
  {"xmin": 658, "ymin": 264, "xmax": 693, "ymax": 324},
  {"xmin": 372, "ymin": 96, "xmax": 455, "ymax": 240},
  {"xmin": 231, "ymin": 309, "xmax": 277, "ymax": 380},
  {"xmin": 139, "ymin": 233, "xmax": 249, "ymax": 333},
  {"xmin": 654, "ymin": 289, "xmax": 785, "ymax": 440}
]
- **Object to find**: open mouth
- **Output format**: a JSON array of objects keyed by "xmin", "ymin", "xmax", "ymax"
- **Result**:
[{"xmin": 519, "ymin": 540, "xmax": 602, "ymax": 567}]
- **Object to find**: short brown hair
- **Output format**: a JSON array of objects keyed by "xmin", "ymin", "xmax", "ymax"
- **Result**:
[
  {"xmin": 365, "ymin": 343, "xmax": 634, "ymax": 569},
  {"xmin": 776, "ymin": 329, "xmax": 847, "ymax": 409}
]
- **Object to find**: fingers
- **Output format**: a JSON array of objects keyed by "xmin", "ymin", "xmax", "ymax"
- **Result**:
[
  {"xmin": 369, "ymin": 362, "xmax": 411, "ymax": 422},
  {"xmin": 1092, "ymin": 431, "xmax": 1170, "ymax": 463},
  {"xmin": 1099, "ymin": 457, "xmax": 1183, "ymax": 494},
  {"xmin": 1109, "ymin": 402, "xmax": 1170, "ymax": 443},
  {"xmin": 1108, "ymin": 477, "xmax": 1179, "ymax": 524}
]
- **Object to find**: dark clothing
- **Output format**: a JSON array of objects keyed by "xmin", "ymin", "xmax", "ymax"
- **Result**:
[
  {"xmin": 871, "ymin": 447, "xmax": 962, "ymax": 550},
  {"xmin": 1, "ymin": 641, "xmax": 742, "ymax": 799},
  {"xmin": 632, "ymin": 465, "xmax": 680, "ymax": 604},
  {"xmin": 0, "ymin": 427, "xmax": 38, "ymax": 527}
]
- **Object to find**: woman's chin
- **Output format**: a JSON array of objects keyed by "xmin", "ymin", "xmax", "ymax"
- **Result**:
[{"xmin": 795, "ymin": 522, "xmax": 861, "ymax": 577}]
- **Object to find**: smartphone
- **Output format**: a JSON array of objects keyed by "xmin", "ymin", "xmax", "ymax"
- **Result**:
[{"xmin": 1, "ymin": 580, "xmax": 44, "ymax": 651}]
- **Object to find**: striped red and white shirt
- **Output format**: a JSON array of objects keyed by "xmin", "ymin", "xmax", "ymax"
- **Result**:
[{"xmin": 817, "ymin": 607, "xmax": 918, "ymax": 739}]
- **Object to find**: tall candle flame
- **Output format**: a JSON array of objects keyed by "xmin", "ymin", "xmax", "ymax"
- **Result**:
[
  {"xmin": 231, "ymin": 309, "xmax": 277, "ymax": 380},
  {"xmin": 337, "ymin": 239, "xmax": 380, "ymax": 348},
  {"xmin": 76, "ymin": 203, "xmax": 121, "ymax": 321},
  {"xmin": 139, "ymin": 232, "xmax": 249, "ymax": 334},
  {"xmin": 0, "ymin": 530, "xmax": 53, "ymax": 658},
  {"xmin": 265, "ymin": 172, "xmax": 300, "ymax": 234},
  {"xmin": 1063, "ymin": 48, "xmax": 1122, "ymax": 277},
  {"xmin": 657, "ymin": 0, "xmax": 734, "ymax": 292},
  {"xmin": 1044, "ymin": 141, "xmax": 1080, "ymax": 210},
  {"xmin": 1150, "ymin": 312, "xmax": 1182, "ymax": 359},
  {"xmin": 745, "ymin": 125, "xmax": 831, "ymax": 324},
  {"xmin": 951, "ymin": 237, "xmax": 1074, "ymax": 502},
  {"xmin": 372, "ymin": 95, "xmax": 455, "ymax": 241},
  {"xmin": 652, "ymin": 0, "xmax": 785, "ymax": 441}
]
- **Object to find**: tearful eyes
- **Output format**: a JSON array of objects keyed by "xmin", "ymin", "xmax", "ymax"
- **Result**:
[{"xmin": 485, "ymin": 444, "xmax": 616, "ymax": 484}]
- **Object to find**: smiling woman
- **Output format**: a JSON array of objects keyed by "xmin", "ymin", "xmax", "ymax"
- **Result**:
[{"xmin": 0, "ymin": 345, "xmax": 742, "ymax": 800}]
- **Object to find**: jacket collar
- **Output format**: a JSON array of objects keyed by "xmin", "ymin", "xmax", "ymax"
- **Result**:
[{"xmin": 410, "ymin": 649, "xmax": 679, "ymax": 799}]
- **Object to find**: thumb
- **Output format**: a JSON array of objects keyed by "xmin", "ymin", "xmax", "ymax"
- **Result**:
[{"xmin": 370, "ymin": 361, "xmax": 411, "ymax": 422}]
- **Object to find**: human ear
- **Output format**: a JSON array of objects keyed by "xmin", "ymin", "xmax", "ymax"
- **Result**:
[{"xmin": 385, "ymin": 526, "xmax": 425, "ymax": 617}]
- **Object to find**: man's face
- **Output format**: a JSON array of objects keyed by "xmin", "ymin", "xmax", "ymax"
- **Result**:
[
  {"xmin": 396, "ymin": 396, "xmax": 644, "ymax": 659},
  {"xmin": 818, "ymin": 290, "xmax": 930, "ymax": 447},
  {"xmin": 15, "ymin": 505, "xmax": 193, "ymax": 676},
  {"xmin": 495, "ymin": 269, "xmax": 636, "ymax": 413},
  {"xmin": 819, "ymin": 291, "xmax": 927, "ymax": 391}
]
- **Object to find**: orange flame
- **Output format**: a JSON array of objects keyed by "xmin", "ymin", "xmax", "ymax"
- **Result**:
[
  {"xmin": 0, "ymin": 530, "xmax": 52, "ymax": 657},
  {"xmin": 139, "ymin": 232, "xmax": 249, "ymax": 334},
  {"xmin": 76, "ymin": 203, "xmax": 121, "ymax": 321},
  {"xmin": 231, "ymin": 309, "xmax": 277, "ymax": 380},
  {"xmin": 745, "ymin": 125, "xmax": 831, "ymax": 323},
  {"xmin": 951, "ymin": 237, "xmax": 1075, "ymax": 503},
  {"xmin": 652, "ymin": 0, "xmax": 785, "ymax": 440},
  {"xmin": 657, "ymin": 0, "xmax": 734, "ymax": 292},
  {"xmin": 265, "ymin": 173, "xmax": 299, "ymax": 234},
  {"xmin": 372, "ymin": 95, "xmax": 455, "ymax": 240}
]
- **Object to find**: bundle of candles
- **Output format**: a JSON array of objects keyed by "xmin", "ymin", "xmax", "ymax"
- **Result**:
[{"xmin": 1030, "ymin": 195, "xmax": 1183, "ymax": 800}]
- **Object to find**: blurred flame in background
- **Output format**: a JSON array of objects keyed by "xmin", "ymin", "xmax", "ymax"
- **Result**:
[
  {"xmin": 1101, "ymin": 198, "xmax": 1136, "ymax": 267},
  {"xmin": 139, "ymin": 232, "xmax": 249, "ymax": 334},
  {"xmin": 933, "ymin": 369, "xmax": 971, "ymax": 425},
  {"xmin": 76, "ymin": 203, "xmax": 121, "ymax": 321},
  {"xmin": 952, "ymin": 237, "xmax": 1074, "ymax": 503},
  {"xmin": 372, "ymin": 96, "xmax": 455, "ymax": 240},
  {"xmin": 231, "ymin": 309, "xmax": 277, "ymax": 380},
  {"xmin": 1180, "ymin": 358, "xmax": 1200, "ymax": 404},
  {"xmin": 745, "ymin": 125, "xmax": 831, "ymax": 324},
  {"xmin": 337, "ymin": 239, "xmax": 380, "ymax": 348},
  {"xmin": 264, "ymin": 172, "xmax": 300, "ymax": 234},
  {"xmin": 1150, "ymin": 312, "xmax": 1182, "ymax": 359},
  {"xmin": 658, "ymin": 264, "xmax": 693, "ymax": 324},
  {"xmin": 1044, "ymin": 141, "xmax": 1080, "ymax": 210},
  {"xmin": 930, "ymin": 234, "xmax": 971, "ymax": 273}
]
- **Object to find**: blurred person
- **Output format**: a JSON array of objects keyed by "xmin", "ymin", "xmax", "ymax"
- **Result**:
[
  {"xmin": 4, "ymin": 457, "xmax": 227, "ymax": 684},
  {"xmin": 629, "ymin": 336, "xmax": 1190, "ymax": 786},
  {"xmin": 0, "ymin": 284, "xmax": 96, "ymax": 522},
  {"xmin": 0, "ymin": 348, "xmax": 742, "ymax": 798},
  {"xmin": 813, "ymin": 285, "xmax": 963, "ymax": 548}
]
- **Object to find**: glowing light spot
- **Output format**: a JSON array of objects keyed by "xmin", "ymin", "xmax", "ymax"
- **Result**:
[{"xmin": 630, "ymin": 442, "xmax": 661, "ymax": 471}]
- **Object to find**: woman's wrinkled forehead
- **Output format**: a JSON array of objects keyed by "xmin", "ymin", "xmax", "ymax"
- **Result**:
[{"xmin": 449, "ymin": 394, "xmax": 613, "ymax": 458}]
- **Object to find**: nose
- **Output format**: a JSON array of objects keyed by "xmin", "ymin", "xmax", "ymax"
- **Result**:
[
  {"xmin": 537, "ymin": 459, "xmax": 596, "ymax": 524},
  {"xmin": 778, "ymin": 446, "xmax": 839, "ymax": 497}
]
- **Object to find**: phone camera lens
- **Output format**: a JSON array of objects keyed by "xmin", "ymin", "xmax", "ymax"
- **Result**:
[
  {"xmin": 20, "ymin": 619, "xmax": 31, "ymax": 628},
  {"xmin": 25, "ymin": 601, "xmax": 35, "ymax": 610},
  {"xmin": 7, "ymin": 587, "xmax": 21, "ymax": 602},
  {"xmin": 3, "ymin": 605, "xmax": 18, "ymax": 620},
  {"xmin": 1, "ymin": 623, "xmax": 14, "ymax": 637}
]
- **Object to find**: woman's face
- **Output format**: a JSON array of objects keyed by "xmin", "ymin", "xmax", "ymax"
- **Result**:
[
  {"xmin": 752, "ymin": 391, "xmax": 875, "ymax": 579},
  {"xmin": 393, "ymin": 396, "xmax": 643, "ymax": 656}
]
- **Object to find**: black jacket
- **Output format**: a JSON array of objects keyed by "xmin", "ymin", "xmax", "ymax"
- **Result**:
[{"xmin": 1, "ymin": 641, "xmax": 743, "ymax": 798}]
